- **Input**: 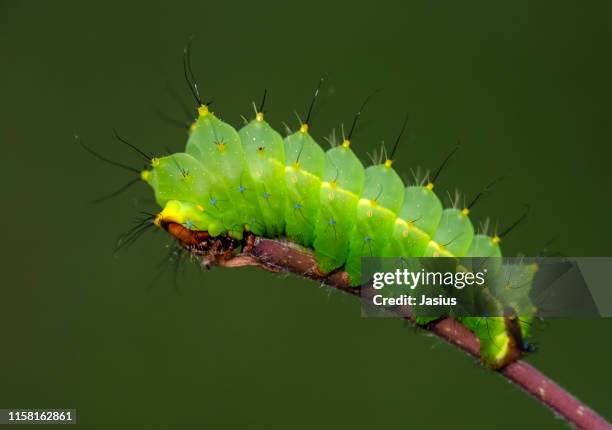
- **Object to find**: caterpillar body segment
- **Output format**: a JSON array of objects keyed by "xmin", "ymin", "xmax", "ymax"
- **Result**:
[
  {"xmin": 383, "ymin": 185, "xmax": 444, "ymax": 259},
  {"xmin": 140, "ymin": 105, "xmax": 535, "ymax": 368},
  {"xmin": 399, "ymin": 185, "xmax": 444, "ymax": 237},
  {"xmin": 238, "ymin": 114, "xmax": 287, "ymax": 237},
  {"xmin": 313, "ymin": 144, "xmax": 365, "ymax": 273},
  {"xmin": 428, "ymin": 208, "xmax": 475, "ymax": 257},
  {"xmin": 283, "ymin": 128, "xmax": 325, "ymax": 247},
  {"xmin": 345, "ymin": 164, "xmax": 405, "ymax": 283}
]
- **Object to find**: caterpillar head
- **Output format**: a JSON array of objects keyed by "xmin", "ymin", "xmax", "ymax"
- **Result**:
[{"xmin": 153, "ymin": 200, "xmax": 243, "ymax": 268}]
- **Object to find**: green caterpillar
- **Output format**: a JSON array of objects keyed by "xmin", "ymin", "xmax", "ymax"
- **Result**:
[
  {"xmin": 136, "ymin": 92, "xmax": 536, "ymax": 369},
  {"xmin": 88, "ymin": 72, "xmax": 536, "ymax": 369}
]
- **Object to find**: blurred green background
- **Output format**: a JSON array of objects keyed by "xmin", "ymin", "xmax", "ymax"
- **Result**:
[{"xmin": 1, "ymin": 1, "xmax": 611, "ymax": 429}]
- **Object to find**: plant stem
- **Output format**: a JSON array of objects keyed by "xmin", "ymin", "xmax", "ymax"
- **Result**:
[{"xmin": 218, "ymin": 237, "xmax": 611, "ymax": 430}]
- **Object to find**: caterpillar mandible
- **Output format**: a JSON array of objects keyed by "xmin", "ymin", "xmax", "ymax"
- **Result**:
[{"xmin": 86, "ymin": 55, "xmax": 535, "ymax": 370}]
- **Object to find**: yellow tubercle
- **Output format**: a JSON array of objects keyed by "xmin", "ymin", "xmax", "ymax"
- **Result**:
[
  {"xmin": 426, "ymin": 182, "xmax": 434, "ymax": 191},
  {"xmin": 384, "ymin": 159, "xmax": 393, "ymax": 168},
  {"xmin": 151, "ymin": 158, "xmax": 160, "ymax": 167},
  {"xmin": 197, "ymin": 105, "xmax": 210, "ymax": 117},
  {"xmin": 196, "ymin": 204, "xmax": 205, "ymax": 212},
  {"xmin": 329, "ymin": 180, "xmax": 337, "ymax": 188},
  {"xmin": 140, "ymin": 170, "xmax": 150, "ymax": 182},
  {"xmin": 341, "ymin": 139, "xmax": 350, "ymax": 148},
  {"xmin": 299, "ymin": 123, "xmax": 309, "ymax": 133},
  {"xmin": 217, "ymin": 142, "xmax": 226, "ymax": 152},
  {"xmin": 369, "ymin": 199, "xmax": 378, "ymax": 207},
  {"xmin": 190, "ymin": 122, "xmax": 198, "ymax": 132},
  {"xmin": 292, "ymin": 160, "xmax": 300, "ymax": 170},
  {"xmin": 256, "ymin": 112, "xmax": 264, "ymax": 122},
  {"xmin": 462, "ymin": 207, "xmax": 470, "ymax": 216},
  {"xmin": 492, "ymin": 236, "xmax": 501, "ymax": 244}
]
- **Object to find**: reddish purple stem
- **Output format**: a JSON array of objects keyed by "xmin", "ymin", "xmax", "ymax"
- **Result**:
[{"xmin": 218, "ymin": 237, "xmax": 611, "ymax": 430}]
